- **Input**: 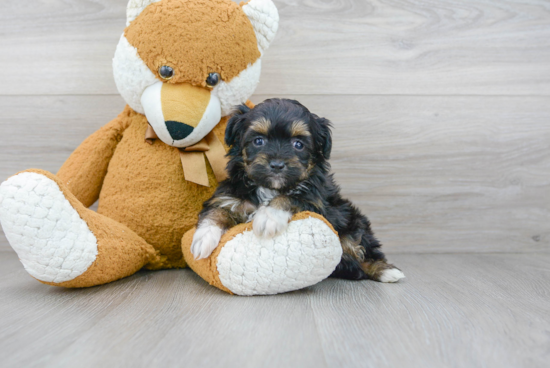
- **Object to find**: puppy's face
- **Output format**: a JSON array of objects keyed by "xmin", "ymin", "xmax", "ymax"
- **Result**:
[
  {"xmin": 226, "ymin": 99, "xmax": 332, "ymax": 191},
  {"xmin": 243, "ymin": 117, "xmax": 313, "ymax": 190}
]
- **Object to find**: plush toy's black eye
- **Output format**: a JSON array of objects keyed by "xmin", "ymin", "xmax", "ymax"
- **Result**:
[
  {"xmin": 159, "ymin": 66, "xmax": 174, "ymax": 80},
  {"xmin": 293, "ymin": 140, "xmax": 304, "ymax": 151},
  {"xmin": 206, "ymin": 73, "xmax": 220, "ymax": 87},
  {"xmin": 253, "ymin": 137, "xmax": 266, "ymax": 147}
]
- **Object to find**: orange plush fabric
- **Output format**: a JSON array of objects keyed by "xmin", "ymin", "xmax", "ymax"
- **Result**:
[
  {"xmin": 96, "ymin": 109, "xmax": 227, "ymax": 270},
  {"xmin": 57, "ymin": 107, "xmax": 134, "ymax": 208},
  {"xmin": 51, "ymin": 97, "xmax": 242, "ymax": 285},
  {"xmin": 125, "ymin": 0, "xmax": 261, "ymax": 87}
]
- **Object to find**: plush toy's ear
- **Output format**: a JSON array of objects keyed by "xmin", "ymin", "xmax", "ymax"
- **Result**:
[
  {"xmin": 242, "ymin": 0, "xmax": 279, "ymax": 54},
  {"xmin": 313, "ymin": 115, "xmax": 333, "ymax": 160},
  {"xmin": 126, "ymin": 0, "xmax": 161, "ymax": 26},
  {"xmin": 225, "ymin": 104, "xmax": 251, "ymax": 147}
]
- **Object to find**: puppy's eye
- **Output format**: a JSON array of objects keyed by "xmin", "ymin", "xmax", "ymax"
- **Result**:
[
  {"xmin": 293, "ymin": 140, "xmax": 304, "ymax": 151},
  {"xmin": 206, "ymin": 73, "xmax": 220, "ymax": 88},
  {"xmin": 253, "ymin": 137, "xmax": 266, "ymax": 147},
  {"xmin": 159, "ymin": 66, "xmax": 174, "ymax": 80}
]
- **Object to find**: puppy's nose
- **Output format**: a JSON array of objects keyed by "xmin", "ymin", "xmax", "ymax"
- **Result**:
[
  {"xmin": 166, "ymin": 121, "xmax": 194, "ymax": 140},
  {"xmin": 269, "ymin": 160, "xmax": 286, "ymax": 172}
]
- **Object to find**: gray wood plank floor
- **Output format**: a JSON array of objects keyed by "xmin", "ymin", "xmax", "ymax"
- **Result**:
[
  {"xmin": 1, "ymin": 249, "xmax": 549, "ymax": 368},
  {"xmin": 1, "ymin": 1, "xmax": 549, "ymax": 367}
]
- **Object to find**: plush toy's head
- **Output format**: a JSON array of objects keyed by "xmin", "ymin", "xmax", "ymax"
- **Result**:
[{"xmin": 113, "ymin": 0, "xmax": 278, "ymax": 148}]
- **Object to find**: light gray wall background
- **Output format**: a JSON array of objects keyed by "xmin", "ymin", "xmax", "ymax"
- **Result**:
[{"xmin": 1, "ymin": 0, "xmax": 549, "ymax": 253}]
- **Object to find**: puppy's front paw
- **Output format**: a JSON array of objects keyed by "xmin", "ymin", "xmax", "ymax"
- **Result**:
[
  {"xmin": 253, "ymin": 206, "xmax": 292, "ymax": 238},
  {"xmin": 191, "ymin": 221, "xmax": 224, "ymax": 260}
]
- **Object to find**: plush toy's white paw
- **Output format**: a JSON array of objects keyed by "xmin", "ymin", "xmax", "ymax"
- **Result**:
[
  {"xmin": 379, "ymin": 268, "xmax": 406, "ymax": 283},
  {"xmin": 252, "ymin": 206, "xmax": 292, "ymax": 238},
  {"xmin": 0, "ymin": 172, "xmax": 98, "ymax": 284},
  {"xmin": 216, "ymin": 215, "xmax": 343, "ymax": 296},
  {"xmin": 191, "ymin": 220, "xmax": 224, "ymax": 260}
]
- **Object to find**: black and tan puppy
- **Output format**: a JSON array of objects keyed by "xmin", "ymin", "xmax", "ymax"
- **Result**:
[{"xmin": 191, "ymin": 99, "xmax": 404, "ymax": 282}]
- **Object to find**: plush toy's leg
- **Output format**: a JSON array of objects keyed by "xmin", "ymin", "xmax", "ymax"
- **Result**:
[
  {"xmin": 182, "ymin": 212, "xmax": 343, "ymax": 295},
  {"xmin": 0, "ymin": 169, "xmax": 159, "ymax": 288}
]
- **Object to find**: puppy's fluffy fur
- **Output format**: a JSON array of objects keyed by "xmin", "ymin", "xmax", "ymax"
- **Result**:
[{"xmin": 191, "ymin": 99, "xmax": 404, "ymax": 282}]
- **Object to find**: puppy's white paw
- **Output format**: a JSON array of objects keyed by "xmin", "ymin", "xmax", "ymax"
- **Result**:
[
  {"xmin": 379, "ymin": 268, "xmax": 406, "ymax": 283},
  {"xmin": 191, "ymin": 220, "xmax": 223, "ymax": 260},
  {"xmin": 253, "ymin": 206, "xmax": 292, "ymax": 238}
]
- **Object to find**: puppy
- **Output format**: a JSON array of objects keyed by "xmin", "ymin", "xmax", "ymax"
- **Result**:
[{"xmin": 191, "ymin": 99, "xmax": 405, "ymax": 283}]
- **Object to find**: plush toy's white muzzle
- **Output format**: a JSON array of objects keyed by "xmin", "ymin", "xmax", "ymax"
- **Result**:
[{"xmin": 141, "ymin": 82, "xmax": 222, "ymax": 148}]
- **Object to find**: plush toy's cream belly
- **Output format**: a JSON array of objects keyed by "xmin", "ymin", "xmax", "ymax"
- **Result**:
[{"xmin": 97, "ymin": 110, "xmax": 225, "ymax": 269}]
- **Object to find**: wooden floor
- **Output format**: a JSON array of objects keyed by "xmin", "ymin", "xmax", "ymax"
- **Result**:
[
  {"xmin": 1, "ymin": 249, "xmax": 549, "ymax": 368},
  {"xmin": 1, "ymin": 0, "xmax": 549, "ymax": 367}
]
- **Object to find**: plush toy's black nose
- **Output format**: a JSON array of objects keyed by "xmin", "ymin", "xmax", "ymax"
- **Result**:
[
  {"xmin": 166, "ymin": 121, "xmax": 194, "ymax": 141},
  {"xmin": 269, "ymin": 160, "xmax": 286, "ymax": 172}
]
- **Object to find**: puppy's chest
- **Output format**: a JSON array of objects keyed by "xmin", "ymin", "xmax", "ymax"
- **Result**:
[{"xmin": 255, "ymin": 187, "xmax": 280, "ymax": 206}]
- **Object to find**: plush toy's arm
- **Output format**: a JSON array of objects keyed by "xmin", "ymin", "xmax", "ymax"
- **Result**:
[{"xmin": 57, "ymin": 106, "xmax": 134, "ymax": 207}]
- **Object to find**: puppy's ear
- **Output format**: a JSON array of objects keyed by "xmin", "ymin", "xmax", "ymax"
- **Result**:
[
  {"xmin": 225, "ymin": 104, "xmax": 251, "ymax": 147},
  {"xmin": 313, "ymin": 115, "xmax": 333, "ymax": 160}
]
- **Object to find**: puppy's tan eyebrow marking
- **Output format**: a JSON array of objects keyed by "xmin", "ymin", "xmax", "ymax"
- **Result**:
[
  {"xmin": 250, "ymin": 118, "xmax": 271, "ymax": 135},
  {"xmin": 290, "ymin": 120, "xmax": 311, "ymax": 137}
]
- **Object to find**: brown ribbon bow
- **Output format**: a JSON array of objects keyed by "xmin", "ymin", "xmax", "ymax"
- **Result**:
[{"xmin": 145, "ymin": 126, "xmax": 228, "ymax": 187}]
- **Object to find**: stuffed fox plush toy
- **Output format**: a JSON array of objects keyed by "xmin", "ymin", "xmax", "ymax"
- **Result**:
[{"xmin": 0, "ymin": 0, "xmax": 342, "ymax": 295}]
